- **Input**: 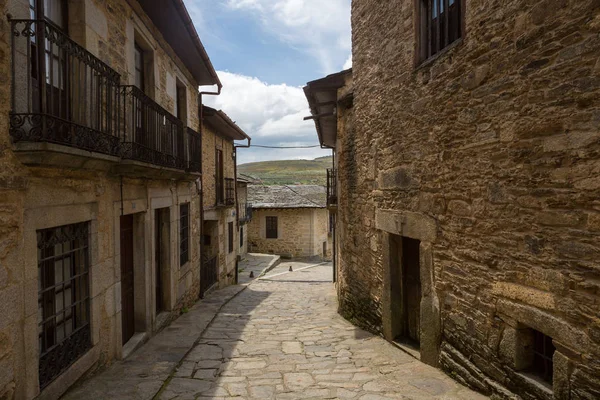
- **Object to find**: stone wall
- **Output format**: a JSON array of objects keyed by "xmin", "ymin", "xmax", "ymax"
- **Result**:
[
  {"xmin": 202, "ymin": 123, "xmax": 236, "ymax": 209},
  {"xmin": 248, "ymin": 208, "xmax": 329, "ymax": 258},
  {"xmin": 0, "ymin": 0, "xmax": 206, "ymax": 398},
  {"xmin": 201, "ymin": 123, "xmax": 238, "ymax": 286},
  {"xmin": 340, "ymin": 0, "xmax": 600, "ymax": 398}
]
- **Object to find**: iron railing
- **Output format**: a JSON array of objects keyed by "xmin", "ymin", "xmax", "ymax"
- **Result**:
[
  {"xmin": 200, "ymin": 255, "xmax": 218, "ymax": 298},
  {"xmin": 239, "ymin": 202, "xmax": 253, "ymax": 223},
  {"xmin": 225, "ymin": 178, "xmax": 235, "ymax": 206},
  {"xmin": 9, "ymin": 19, "xmax": 203, "ymax": 173},
  {"xmin": 9, "ymin": 19, "xmax": 121, "ymax": 156},
  {"xmin": 187, "ymin": 127, "xmax": 201, "ymax": 173},
  {"xmin": 119, "ymin": 85, "xmax": 186, "ymax": 169},
  {"xmin": 327, "ymin": 168, "xmax": 338, "ymax": 206}
]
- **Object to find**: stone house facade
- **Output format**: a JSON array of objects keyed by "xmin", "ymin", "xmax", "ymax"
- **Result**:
[
  {"xmin": 201, "ymin": 107, "xmax": 250, "ymax": 293},
  {"xmin": 236, "ymin": 174, "xmax": 256, "ymax": 259},
  {"xmin": 0, "ymin": 0, "xmax": 222, "ymax": 398},
  {"xmin": 305, "ymin": 1, "xmax": 600, "ymax": 399},
  {"xmin": 247, "ymin": 185, "xmax": 331, "ymax": 259}
]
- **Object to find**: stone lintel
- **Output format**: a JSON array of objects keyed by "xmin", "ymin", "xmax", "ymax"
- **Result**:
[
  {"xmin": 375, "ymin": 209, "xmax": 437, "ymax": 242},
  {"xmin": 496, "ymin": 299, "xmax": 588, "ymax": 350}
]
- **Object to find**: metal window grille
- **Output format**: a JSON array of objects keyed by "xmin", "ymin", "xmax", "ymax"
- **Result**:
[
  {"xmin": 531, "ymin": 330, "xmax": 555, "ymax": 383},
  {"xmin": 266, "ymin": 216, "xmax": 278, "ymax": 239},
  {"xmin": 228, "ymin": 222, "xmax": 234, "ymax": 253},
  {"xmin": 37, "ymin": 222, "xmax": 91, "ymax": 389},
  {"xmin": 179, "ymin": 203, "xmax": 189, "ymax": 266},
  {"xmin": 419, "ymin": 0, "xmax": 462, "ymax": 61}
]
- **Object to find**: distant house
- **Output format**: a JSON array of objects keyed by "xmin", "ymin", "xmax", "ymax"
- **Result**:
[{"xmin": 247, "ymin": 185, "xmax": 331, "ymax": 259}]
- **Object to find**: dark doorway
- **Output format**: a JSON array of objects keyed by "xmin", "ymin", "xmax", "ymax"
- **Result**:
[
  {"xmin": 120, "ymin": 215, "xmax": 135, "ymax": 345},
  {"xmin": 155, "ymin": 208, "xmax": 170, "ymax": 313},
  {"xmin": 403, "ymin": 237, "xmax": 421, "ymax": 344},
  {"xmin": 389, "ymin": 235, "xmax": 421, "ymax": 349}
]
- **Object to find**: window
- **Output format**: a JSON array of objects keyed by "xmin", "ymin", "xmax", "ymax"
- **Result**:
[
  {"xmin": 216, "ymin": 149, "xmax": 224, "ymax": 204},
  {"xmin": 134, "ymin": 43, "xmax": 145, "ymax": 92},
  {"xmin": 37, "ymin": 222, "xmax": 91, "ymax": 389},
  {"xmin": 240, "ymin": 226, "xmax": 244, "ymax": 247},
  {"xmin": 266, "ymin": 216, "xmax": 278, "ymax": 239},
  {"xmin": 228, "ymin": 222, "xmax": 234, "ymax": 253},
  {"xmin": 418, "ymin": 0, "xmax": 462, "ymax": 62},
  {"xmin": 530, "ymin": 330, "xmax": 555, "ymax": 384},
  {"xmin": 180, "ymin": 203, "xmax": 189, "ymax": 266},
  {"xmin": 175, "ymin": 83, "xmax": 187, "ymax": 122}
]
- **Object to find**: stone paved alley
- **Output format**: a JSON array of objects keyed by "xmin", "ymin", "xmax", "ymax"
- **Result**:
[{"xmin": 65, "ymin": 261, "xmax": 485, "ymax": 399}]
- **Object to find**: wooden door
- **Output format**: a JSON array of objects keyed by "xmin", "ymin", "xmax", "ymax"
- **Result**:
[
  {"xmin": 403, "ymin": 237, "xmax": 421, "ymax": 344},
  {"xmin": 120, "ymin": 214, "xmax": 135, "ymax": 344}
]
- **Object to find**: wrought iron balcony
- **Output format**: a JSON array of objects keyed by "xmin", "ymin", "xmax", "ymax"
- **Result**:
[
  {"xmin": 119, "ymin": 85, "xmax": 187, "ymax": 170},
  {"xmin": 187, "ymin": 127, "xmax": 202, "ymax": 173},
  {"xmin": 225, "ymin": 178, "xmax": 235, "ymax": 206},
  {"xmin": 327, "ymin": 168, "xmax": 338, "ymax": 207},
  {"xmin": 9, "ymin": 19, "xmax": 121, "ymax": 156},
  {"xmin": 239, "ymin": 202, "xmax": 253, "ymax": 223}
]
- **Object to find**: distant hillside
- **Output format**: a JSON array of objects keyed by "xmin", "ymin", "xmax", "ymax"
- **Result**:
[{"xmin": 239, "ymin": 156, "xmax": 332, "ymax": 185}]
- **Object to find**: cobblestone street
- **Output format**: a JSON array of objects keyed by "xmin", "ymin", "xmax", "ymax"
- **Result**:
[{"xmin": 158, "ymin": 262, "xmax": 485, "ymax": 400}]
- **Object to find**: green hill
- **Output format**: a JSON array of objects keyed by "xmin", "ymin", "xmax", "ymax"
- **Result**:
[{"xmin": 239, "ymin": 156, "xmax": 332, "ymax": 185}]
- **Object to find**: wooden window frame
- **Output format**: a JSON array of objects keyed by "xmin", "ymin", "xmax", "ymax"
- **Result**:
[
  {"xmin": 134, "ymin": 42, "xmax": 145, "ymax": 92},
  {"xmin": 179, "ymin": 203, "xmax": 189, "ymax": 266},
  {"xmin": 266, "ymin": 216, "xmax": 278, "ymax": 239},
  {"xmin": 415, "ymin": 0, "xmax": 465, "ymax": 66}
]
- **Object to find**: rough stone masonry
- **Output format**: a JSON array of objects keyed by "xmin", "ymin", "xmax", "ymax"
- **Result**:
[{"xmin": 335, "ymin": 0, "xmax": 600, "ymax": 399}]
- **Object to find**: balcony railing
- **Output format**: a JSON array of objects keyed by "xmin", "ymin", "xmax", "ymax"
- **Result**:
[
  {"xmin": 225, "ymin": 178, "xmax": 235, "ymax": 206},
  {"xmin": 119, "ymin": 85, "xmax": 186, "ymax": 169},
  {"xmin": 187, "ymin": 127, "xmax": 201, "ymax": 173},
  {"xmin": 9, "ymin": 19, "xmax": 121, "ymax": 156},
  {"xmin": 239, "ymin": 202, "xmax": 253, "ymax": 223},
  {"xmin": 9, "ymin": 19, "xmax": 203, "ymax": 175},
  {"xmin": 327, "ymin": 168, "xmax": 338, "ymax": 207}
]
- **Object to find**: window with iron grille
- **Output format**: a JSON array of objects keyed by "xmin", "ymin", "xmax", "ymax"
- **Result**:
[
  {"xmin": 266, "ymin": 216, "xmax": 278, "ymax": 239},
  {"xmin": 180, "ymin": 203, "xmax": 189, "ymax": 266},
  {"xmin": 37, "ymin": 222, "xmax": 91, "ymax": 389},
  {"xmin": 418, "ymin": 0, "xmax": 462, "ymax": 62},
  {"xmin": 228, "ymin": 222, "xmax": 234, "ymax": 253},
  {"xmin": 530, "ymin": 329, "xmax": 555, "ymax": 384}
]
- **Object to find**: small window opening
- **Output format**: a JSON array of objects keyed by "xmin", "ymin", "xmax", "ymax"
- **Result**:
[{"xmin": 530, "ymin": 329, "xmax": 555, "ymax": 384}]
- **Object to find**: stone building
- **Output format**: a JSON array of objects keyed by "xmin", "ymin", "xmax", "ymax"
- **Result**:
[
  {"xmin": 236, "ymin": 173, "xmax": 256, "ymax": 259},
  {"xmin": 305, "ymin": 1, "xmax": 600, "ymax": 399},
  {"xmin": 247, "ymin": 185, "xmax": 331, "ymax": 259},
  {"xmin": 0, "ymin": 0, "xmax": 225, "ymax": 398},
  {"xmin": 201, "ymin": 106, "xmax": 250, "ymax": 294}
]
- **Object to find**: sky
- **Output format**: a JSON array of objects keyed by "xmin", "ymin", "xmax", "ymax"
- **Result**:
[{"xmin": 183, "ymin": 0, "xmax": 352, "ymax": 165}]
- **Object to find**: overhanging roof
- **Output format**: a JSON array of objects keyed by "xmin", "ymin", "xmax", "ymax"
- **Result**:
[
  {"xmin": 137, "ymin": 0, "xmax": 221, "ymax": 87},
  {"xmin": 203, "ymin": 106, "xmax": 250, "ymax": 141},
  {"xmin": 303, "ymin": 69, "xmax": 352, "ymax": 148}
]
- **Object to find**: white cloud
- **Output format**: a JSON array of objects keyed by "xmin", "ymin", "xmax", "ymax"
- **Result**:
[
  {"xmin": 204, "ymin": 71, "xmax": 330, "ymax": 164},
  {"xmin": 343, "ymin": 53, "xmax": 352, "ymax": 69},
  {"xmin": 225, "ymin": 0, "xmax": 351, "ymax": 74}
]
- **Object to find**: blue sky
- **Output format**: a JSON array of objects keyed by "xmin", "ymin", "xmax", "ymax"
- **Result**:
[{"xmin": 183, "ymin": 0, "xmax": 352, "ymax": 164}]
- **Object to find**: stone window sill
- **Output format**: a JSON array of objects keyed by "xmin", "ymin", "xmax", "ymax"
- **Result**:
[
  {"xmin": 515, "ymin": 371, "xmax": 553, "ymax": 398},
  {"xmin": 414, "ymin": 38, "xmax": 464, "ymax": 72}
]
